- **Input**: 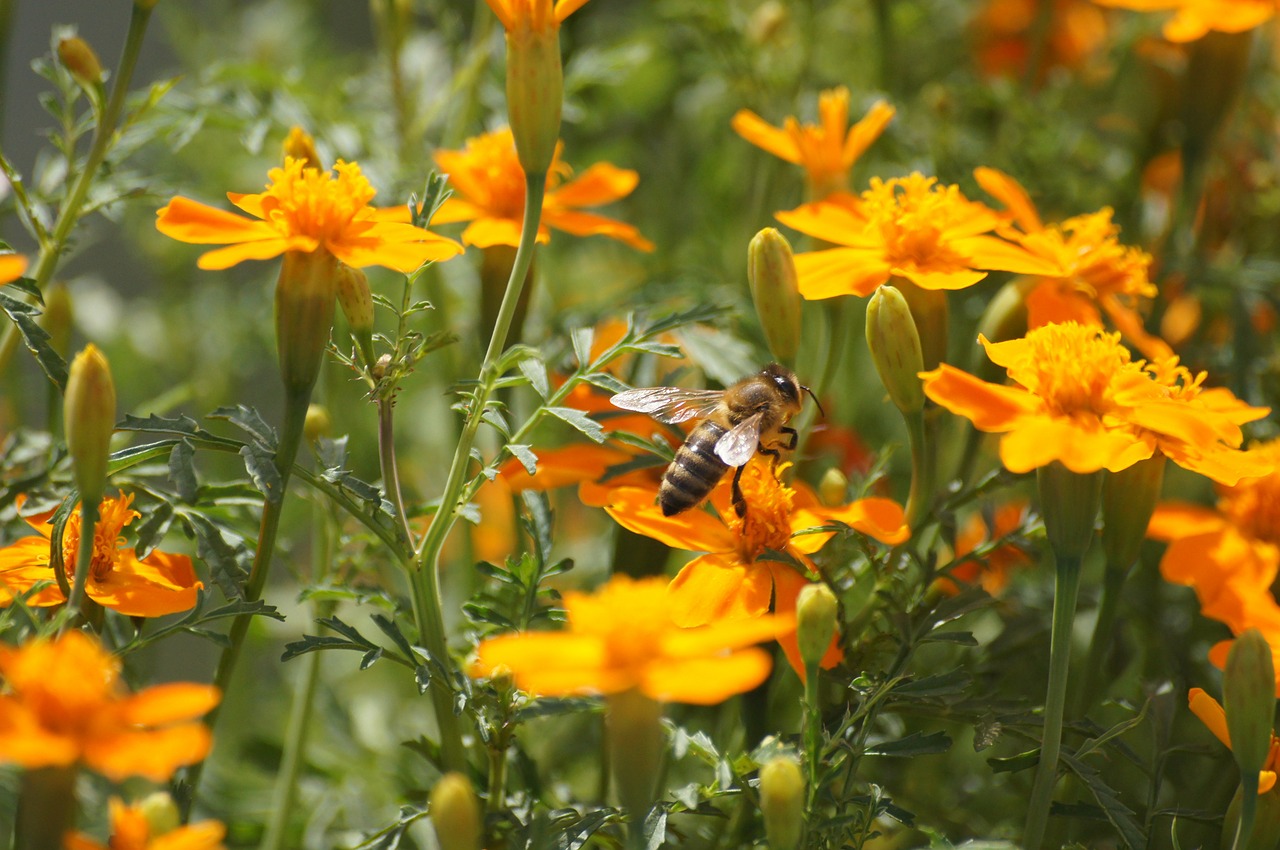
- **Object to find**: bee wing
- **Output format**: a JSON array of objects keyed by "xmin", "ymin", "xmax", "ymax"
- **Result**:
[
  {"xmin": 715, "ymin": 411, "xmax": 765, "ymax": 467},
  {"xmin": 610, "ymin": 387, "xmax": 725, "ymax": 424}
]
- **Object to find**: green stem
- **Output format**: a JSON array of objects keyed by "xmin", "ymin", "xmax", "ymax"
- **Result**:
[
  {"xmin": 59, "ymin": 498, "xmax": 98, "ymax": 635},
  {"xmin": 180, "ymin": 390, "xmax": 310, "ymax": 819},
  {"xmin": 1073, "ymin": 561, "xmax": 1127, "ymax": 718},
  {"xmin": 803, "ymin": 662, "xmax": 822, "ymax": 813},
  {"xmin": 378, "ymin": 397, "xmax": 416, "ymax": 548},
  {"xmin": 409, "ymin": 173, "xmax": 548, "ymax": 774},
  {"xmin": 1024, "ymin": 555, "xmax": 1082, "ymax": 850},
  {"xmin": 903, "ymin": 411, "xmax": 932, "ymax": 531}
]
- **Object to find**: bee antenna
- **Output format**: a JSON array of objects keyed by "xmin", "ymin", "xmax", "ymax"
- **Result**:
[{"xmin": 801, "ymin": 384, "xmax": 825, "ymax": 418}]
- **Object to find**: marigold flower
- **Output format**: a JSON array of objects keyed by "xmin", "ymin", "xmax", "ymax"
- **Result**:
[
  {"xmin": 155, "ymin": 158, "xmax": 462, "ymax": 273},
  {"xmin": 732, "ymin": 89, "xmax": 895, "ymax": 199},
  {"xmin": 430, "ymin": 128, "xmax": 653, "ymax": 251},
  {"xmin": 64, "ymin": 796, "xmax": 227, "ymax": 850},
  {"xmin": 921, "ymin": 322, "xmax": 1269, "ymax": 478},
  {"xmin": 975, "ymin": 167, "xmax": 1170, "ymax": 360},
  {"xmin": 0, "ymin": 492, "xmax": 201, "ymax": 617},
  {"xmin": 0, "ymin": 253, "xmax": 27, "ymax": 284},
  {"xmin": 972, "ymin": 0, "xmax": 1109, "ymax": 79},
  {"xmin": 1188, "ymin": 687, "xmax": 1280, "ymax": 794},
  {"xmin": 1092, "ymin": 0, "xmax": 1276, "ymax": 42},
  {"xmin": 777, "ymin": 173, "xmax": 1056, "ymax": 300},
  {"xmin": 935, "ymin": 501, "xmax": 1032, "ymax": 596},
  {"xmin": 472, "ymin": 574, "xmax": 787, "ymax": 704},
  {"xmin": 598, "ymin": 459, "xmax": 908, "ymax": 673},
  {"xmin": 0, "ymin": 631, "xmax": 219, "ymax": 780}
]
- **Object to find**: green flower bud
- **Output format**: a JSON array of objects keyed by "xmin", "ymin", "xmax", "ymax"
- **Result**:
[
  {"xmin": 748, "ymin": 228, "xmax": 802, "ymax": 365},
  {"xmin": 428, "ymin": 772, "xmax": 483, "ymax": 850},
  {"xmin": 41, "ymin": 284, "xmax": 73, "ymax": 359},
  {"xmin": 1225, "ymin": 630, "xmax": 1277, "ymax": 802},
  {"xmin": 65, "ymin": 345, "xmax": 116, "ymax": 502},
  {"xmin": 304, "ymin": 404, "xmax": 332, "ymax": 445},
  {"xmin": 818, "ymin": 467, "xmax": 848, "ymax": 507},
  {"xmin": 1036, "ymin": 462, "xmax": 1101, "ymax": 562},
  {"xmin": 138, "ymin": 792, "xmax": 181, "ymax": 836},
  {"xmin": 866, "ymin": 285, "xmax": 925, "ymax": 415},
  {"xmin": 1101, "ymin": 454, "xmax": 1166, "ymax": 572},
  {"xmin": 606, "ymin": 689, "xmax": 665, "ymax": 821},
  {"xmin": 57, "ymin": 36, "xmax": 103, "ymax": 87},
  {"xmin": 335, "ymin": 264, "xmax": 375, "ymax": 367},
  {"xmin": 796, "ymin": 583, "xmax": 838, "ymax": 671},
  {"xmin": 505, "ymin": 19, "xmax": 563, "ymax": 178},
  {"xmin": 759, "ymin": 756, "xmax": 805, "ymax": 850}
]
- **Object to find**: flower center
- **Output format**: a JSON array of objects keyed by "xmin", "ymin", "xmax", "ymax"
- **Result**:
[
  {"xmin": 1007, "ymin": 322, "xmax": 1135, "ymax": 417},
  {"xmin": 726, "ymin": 460, "xmax": 796, "ymax": 561},
  {"xmin": 1219, "ymin": 440, "xmax": 1280, "ymax": 544},
  {"xmin": 861, "ymin": 174, "xmax": 971, "ymax": 272},
  {"xmin": 61, "ymin": 493, "xmax": 138, "ymax": 583},
  {"xmin": 1056, "ymin": 210, "xmax": 1154, "ymax": 300},
  {"xmin": 260, "ymin": 159, "xmax": 377, "ymax": 243}
]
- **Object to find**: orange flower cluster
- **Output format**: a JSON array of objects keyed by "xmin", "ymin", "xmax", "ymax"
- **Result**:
[
  {"xmin": 935, "ymin": 501, "xmax": 1032, "ymax": 596},
  {"xmin": 1093, "ymin": 0, "xmax": 1277, "ymax": 42},
  {"xmin": 0, "ymin": 631, "xmax": 219, "ymax": 781},
  {"xmin": 922, "ymin": 322, "xmax": 1269, "ymax": 479},
  {"xmin": 0, "ymin": 493, "xmax": 201, "ymax": 617}
]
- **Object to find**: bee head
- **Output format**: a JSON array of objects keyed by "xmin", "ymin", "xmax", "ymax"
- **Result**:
[{"xmin": 761, "ymin": 363, "xmax": 823, "ymax": 417}]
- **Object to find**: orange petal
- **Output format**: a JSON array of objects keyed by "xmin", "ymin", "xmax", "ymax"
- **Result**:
[
  {"xmin": 462, "ymin": 217, "xmax": 550, "ymax": 249},
  {"xmin": 661, "ymin": 612, "xmax": 794, "ymax": 657},
  {"xmin": 794, "ymin": 248, "xmax": 891, "ymax": 299},
  {"xmin": 795, "ymin": 497, "xmax": 910, "ymax": 547},
  {"xmin": 1146, "ymin": 501, "xmax": 1226, "ymax": 541},
  {"xmin": 603, "ymin": 486, "xmax": 734, "ymax": 553},
  {"xmin": 921, "ymin": 364, "xmax": 1041, "ymax": 431},
  {"xmin": 501, "ymin": 444, "xmax": 633, "ymax": 491},
  {"xmin": 1027, "ymin": 282, "xmax": 1101, "ymax": 328},
  {"xmin": 843, "ymin": 101, "xmax": 896, "ymax": 167},
  {"xmin": 474, "ymin": 632, "xmax": 606, "ymax": 679},
  {"xmin": 195, "ymin": 238, "xmax": 310, "ymax": 271},
  {"xmin": 954, "ymin": 235, "xmax": 1062, "ymax": 276},
  {"xmin": 0, "ymin": 701, "xmax": 81, "ymax": 768},
  {"xmin": 428, "ymin": 197, "xmax": 486, "ymax": 225},
  {"xmin": 776, "ymin": 199, "xmax": 873, "ymax": 248},
  {"xmin": 1188, "ymin": 687, "xmax": 1232, "ymax": 748},
  {"xmin": 0, "ymin": 253, "xmax": 27, "ymax": 284},
  {"xmin": 667, "ymin": 555, "xmax": 775, "ymax": 627},
  {"xmin": 895, "ymin": 267, "xmax": 987, "ymax": 291},
  {"xmin": 550, "ymin": 162, "xmax": 640, "ymax": 207},
  {"xmin": 998, "ymin": 416, "xmax": 1152, "ymax": 474},
  {"xmin": 155, "ymin": 197, "xmax": 278, "ymax": 245},
  {"xmin": 118, "ymin": 683, "xmax": 221, "ymax": 725},
  {"xmin": 640, "ymin": 648, "xmax": 773, "ymax": 705},
  {"xmin": 973, "ymin": 167, "xmax": 1043, "ymax": 233},
  {"xmin": 83, "ymin": 724, "xmax": 213, "ymax": 782},
  {"xmin": 542, "ymin": 209, "xmax": 654, "ymax": 251},
  {"xmin": 771, "ymin": 566, "xmax": 842, "ymax": 679},
  {"xmin": 731, "ymin": 110, "xmax": 802, "ymax": 164}
]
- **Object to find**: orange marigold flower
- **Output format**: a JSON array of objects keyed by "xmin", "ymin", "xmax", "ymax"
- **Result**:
[
  {"xmin": 776, "ymin": 173, "xmax": 1057, "ymax": 300},
  {"xmin": 973, "ymin": 0, "xmax": 1109, "ymax": 79},
  {"xmin": 732, "ymin": 88, "xmax": 895, "ymax": 199},
  {"xmin": 0, "ymin": 631, "xmax": 220, "ymax": 781},
  {"xmin": 1187, "ymin": 687, "xmax": 1280, "ymax": 793},
  {"xmin": 483, "ymin": 0, "xmax": 591, "ymax": 32},
  {"xmin": 155, "ymin": 158, "xmax": 463, "ymax": 273},
  {"xmin": 1092, "ymin": 0, "xmax": 1276, "ymax": 42},
  {"xmin": 430, "ymin": 128, "xmax": 653, "ymax": 251},
  {"xmin": 922, "ymin": 322, "xmax": 1269, "ymax": 477},
  {"xmin": 935, "ymin": 500, "xmax": 1032, "ymax": 596},
  {"xmin": 598, "ymin": 459, "xmax": 908, "ymax": 674},
  {"xmin": 0, "ymin": 493, "xmax": 201, "ymax": 617},
  {"xmin": 472, "ymin": 574, "xmax": 788, "ymax": 705},
  {"xmin": 0, "ymin": 253, "xmax": 26, "ymax": 285},
  {"xmin": 65, "ymin": 797, "xmax": 226, "ymax": 850}
]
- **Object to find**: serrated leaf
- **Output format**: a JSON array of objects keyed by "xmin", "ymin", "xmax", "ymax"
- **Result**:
[
  {"xmin": 168, "ymin": 439, "xmax": 199, "ymax": 503},
  {"xmin": 117, "ymin": 413, "xmax": 243, "ymax": 449},
  {"xmin": 132, "ymin": 501, "xmax": 174, "ymax": 559},
  {"xmin": 108, "ymin": 440, "xmax": 180, "ymax": 474},
  {"xmin": 520, "ymin": 489, "xmax": 554, "ymax": 566},
  {"xmin": 641, "ymin": 807, "xmax": 667, "ymax": 850},
  {"xmin": 919, "ymin": 630, "xmax": 977, "ymax": 646},
  {"xmin": 186, "ymin": 515, "xmax": 246, "ymax": 599},
  {"xmin": 414, "ymin": 665, "xmax": 431, "ymax": 694},
  {"xmin": 571, "ymin": 326, "xmax": 594, "ymax": 369},
  {"xmin": 241, "ymin": 444, "xmax": 283, "ymax": 503},
  {"xmin": 370, "ymin": 614, "xmax": 418, "ymax": 663},
  {"xmin": 582, "ymin": 372, "xmax": 629, "ymax": 395},
  {"xmin": 988, "ymin": 750, "xmax": 1039, "ymax": 773},
  {"xmin": 360, "ymin": 648, "xmax": 384, "ymax": 670},
  {"xmin": 281, "ymin": 634, "xmax": 372, "ymax": 662},
  {"xmin": 545, "ymin": 407, "xmax": 605, "ymax": 443},
  {"xmin": 0, "ymin": 290, "xmax": 67, "ymax": 389},
  {"xmin": 315, "ymin": 435, "xmax": 349, "ymax": 471},
  {"xmin": 865, "ymin": 730, "xmax": 952, "ymax": 757},
  {"xmin": 514, "ymin": 697, "xmax": 600, "ymax": 723},
  {"xmin": 891, "ymin": 669, "xmax": 973, "ymax": 699},
  {"xmin": 209, "ymin": 405, "xmax": 278, "ymax": 449},
  {"xmin": 509, "ymin": 444, "xmax": 538, "ymax": 476},
  {"xmin": 481, "ymin": 407, "xmax": 511, "ymax": 437},
  {"xmin": 517, "ymin": 356, "xmax": 550, "ymax": 399},
  {"xmin": 1059, "ymin": 751, "xmax": 1146, "ymax": 849}
]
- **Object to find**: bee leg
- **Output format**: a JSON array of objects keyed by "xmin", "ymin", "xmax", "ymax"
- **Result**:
[
  {"xmin": 779, "ymin": 427, "xmax": 798, "ymax": 450},
  {"xmin": 732, "ymin": 463, "xmax": 748, "ymax": 519}
]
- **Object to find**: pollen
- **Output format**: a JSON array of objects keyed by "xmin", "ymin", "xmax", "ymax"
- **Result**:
[
  {"xmin": 259, "ymin": 159, "xmax": 377, "ymax": 243},
  {"xmin": 862, "ymin": 174, "xmax": 972, "ymax": 272},
  {"xmin": 61, "ymin": 492, "xmax": 139, "ymax": 583},
  {"xmin": 727, "ymin": 460, "xmax": 796, "ymax": 561},
  {"xmin": 1005, "ymin": 322, "xmax": 1134, "ymax": 417},
  {"xmin": 1218, "ymin": 439, "xmax": 1280, "ymax": 544}
]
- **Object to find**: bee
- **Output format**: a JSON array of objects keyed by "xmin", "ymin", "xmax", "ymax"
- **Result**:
[{"xmin": 611, "ymin": 364, "xmax": 820, "ymax": 517}]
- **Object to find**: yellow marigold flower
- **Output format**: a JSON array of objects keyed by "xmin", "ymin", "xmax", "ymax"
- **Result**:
[
  {"xmin": 64, "ymin": 797, "xmax": 226, "ymax": 850},
  {"xmin": 732, "ymin": 88, "xmax": 895, "ymax": 199},
  {"xmin": 598, "ymin": 459, "xmax": 908, "ymax": 675},
  {"xmin": 0, "ymin": 253, "xmax": 26, "ymax": 284},
  {"xmin": 1148, "ymin": 440, "xmax": 1280, "ymax": 638},
  {"xmin": 483, "ymin": 0, "xmax": 591, "ymax": 32},
  {"xmin": 0, "ymin": 631, "xmax": 220, "ymax": 781},
  {"xmin": 922, "ymin": 322, "xmax": 1268, "ymax": 476},
  {"xmin": 776, "ymin": 173, "xmax": 1056, "ymax": 299},
  {"xmin": 1188, "ymin": 687, "xmax": 1280, "ymax": 794},
  {"xmin": 430, "ymin": 128, "xmax": 653, "ymax": 251},
  {"xmin": 0, "ymin": 493, "xmax": 201, "ymax": 617},
  {"xmin": 155, "ymin": 158, "xmax": 463, "ymax": 273},
  {"xmin": 1092, "ymin": 0, "xmax": 1277, "ymax": 41},
  {"xmin": 472, "ymin": 574, "xmax": 788, "ymax": 705},
  {"xmin": 975, "ymin": 167, "xmax": 1170, "ymax": 359}
]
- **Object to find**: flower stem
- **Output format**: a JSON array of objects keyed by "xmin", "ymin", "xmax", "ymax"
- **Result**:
[
  {"xmin": 378, "ymin": 397, "xmax": 416, "ymax": 548},
  {"xmin": 903, "ymin": 410, "xmax": 933, "ymax": 531},
  {"xmin": 1024, "ymin": 554, "xmax": 1082, "ymax": 850},
  {"xmin": 410, "ymin": 172, "xmax": 548, "ymax": 774},
  {"xmin": 1073, "ymin": 561, "xmax": 1127, "ymax": 717},
  {"xmin": 803, "ymin": 662, "xmax": 823, "ymax": 813}
]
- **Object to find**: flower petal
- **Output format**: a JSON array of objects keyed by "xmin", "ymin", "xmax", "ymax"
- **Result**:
[
  {"xmin": 921, "ymin": 364, "xmax": 1042, "ymax": 431},
  {"xmin": 731, "ymin": 110, "xmax": 802, "ymax": 164},
  {"xmin": 640, "ymin": 648, "xmax": 773, "ymax": 705},
  {"xmin": 667, "ymin": 555, "xmax": 775, "ymax": 627},
  {"xmin": 550, "ymin": 162, "xmax": 640, "ymax": 207},
  {"xmin": 603, "ymin": 486, "xmax": 734, "ymax": 553},
  {"xmin": 155, "ymin": 197, "xmax": 278, "ymax": 245},
  {"xmin": 794, "ymin": 248, "xmax": 892, "ymax": 299},
  {"xmin": 83, "ymin": 724, "xmax": 213, "ymax": 782},
  {"xmin": 542, "ymin": 209, "xmax": 654, "ymax": 251}
]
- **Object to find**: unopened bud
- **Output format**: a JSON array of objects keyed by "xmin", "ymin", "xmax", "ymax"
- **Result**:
[
  {"xmin": 748, "ymin": 228, "xmax": 802, "ymax": 365},
  {"xmin": 65, "ymin": 345, "xmax": 116, "ymax": 502},
  {"xmin": 1225, "ymin": 630, "xmax": 1277, "ymax": 800},
  {"xmin": 866, "ymin": 285, "xmax": 925, "ymax": 415},
  {"xmin": 1036, "ymin": 462, "xmax": 1101, "ymax": 562},
  {"xmin": 759, "ymin": 756, "xmax": 805, "ymax": 850},
  {"xmin": 818, "ymin": 467, "xmax": 848, "ymax": 507},
  {"xmin": 283, "ymin": 127, "xmax": 322, "ymax": 171},
  {"xmin": 428, "ymin": 772, "xmax": 482, "ymax": 850},
  {"xmin": 138, "ymin": 792, "xmax": 181, "ymax": 836},
  {"xmin": 503, "ymin": 18, "xmax": 564, "ymax": 177},
  {"xmin": 57, "ymin": 36, "xmax": 103, "ymax": 87},
  {"xmin": 796, "ymin": 583, "xmax": 838, "ymax": 671},
  {"xmin": 275, "ymin": 250, "xmax": 339, "ymax": 399},
  {"xmin": 304, "ymin": 404, "xmax": 332, "ymax": 444},
  {"xmin": 892, "ymin": 278, "xmax": 948, "ymax": 372},
  {"xmin": 1101, "ymin": 454, "xmax": 1166, "ymax": 572},
  {"xmin": 335, "ymin": 264, "xmax": 375, "ymax": 366},
  {"xmin": 41, "ymin": 284, "xmax": 73, "ymax": 358},
  {"xmin": 974, "ymin": 279, "xmax": 1030, "ymax": 383}
]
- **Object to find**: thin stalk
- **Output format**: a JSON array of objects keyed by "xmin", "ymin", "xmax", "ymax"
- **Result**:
[
  {"xmin": 58, "ymin": 499, "xmax": 98, "ymax": 635},
  {"xmin": 1073, "ymin": 562, "xmax": 1127, "ymax": 717},
  {"xmin": 803, "ymin": 662, "xmax": 822, "ymax": 813},
  {"xmin": 378, "ymin": 397, "xmax": 416, "ymax": 548},
  {"xmin": 409, "ymin": 173, "xmax": 548, "ymax": 774},
  {"xmin": 1024, "ymin": 555, "xmax": 1083, "ymax": 850},
  {"xmin": 903, "ymin": 411, "xmax": 932, "ymax": 530}
]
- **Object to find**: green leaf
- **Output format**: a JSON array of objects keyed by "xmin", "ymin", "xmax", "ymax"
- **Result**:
[
  {"xmin": 513, "ymin": 697, "xmax": 600, "ymax": 723},
  {"xmin": 241, "ymin": 444, "xmax": 283, "ymax": 503},
  {"xmin": 865, "ymin": 730, "xmax": 952, "ymax": 757},
  {"xmin": 1059, "ymin": 750, "xmax": 1146, "ymax": 850},
  {"xmin": 209, "ymin": 405, "xmax": 278, "ymax": 450},
  {"xmin": 0, "ymin": 289, "xmax": 67, "ymax": 390},
  {"xmin": 545, "ymin": 407, "xmax": 605, "ymax": 443},
  {"xmin": 168, "ymin": 440, "xmax": 198, "ymax": 503},
  {"xmin": 891, "ymin": 669, "xmax": 972, "ymax": 699},
  {"xmin": 517, "ymin": 356, "xmax": 550, "ymax": 400},
  {"xmin": 919, "ymin": 630, "xmax": 977, "ymax": 646},
  {"xmin": 108, "ymin": 440, "xmax": 180, "ymax": 474},
  {"xmin": 117, "ymin": 413, "xmax": 243, "ymax": 449},
  {"xmin": 571, "ymin": 326, "xmax": 594, "ymax": 370},
  {"xmin": 185, "ymin": 514, "xmax": 248, "ymax": 599},
  {"xmin": 132, "ymin": 501, "xmax": 174, "ymax": 559},
  {"xmin": 509, "ymin": 444, "xmax": 538, "ymax": 476}
]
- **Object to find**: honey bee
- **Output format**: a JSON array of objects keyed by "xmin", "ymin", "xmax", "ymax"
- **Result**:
[{"xmin": 611, "ymin": 364, "xmax": 820, "ymax": 517}]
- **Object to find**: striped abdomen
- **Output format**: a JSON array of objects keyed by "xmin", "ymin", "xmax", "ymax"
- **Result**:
[{"xmin": 659, "ymin": 420, "xmax": 731, "ymax": 516}]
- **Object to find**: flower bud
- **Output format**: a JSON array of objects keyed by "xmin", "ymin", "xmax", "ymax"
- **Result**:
[
  {"xmin": 1101, "ymin": 454, "xmax": 1166, "ymax": 571},
  {"xmin": 1036, "ymin": 462, "xmax": 1101, "ymax": 562},
  {"xmin": 748, "ymin": 228, "xmax": 802, "ymax": 365},
  {"xmin": 304, "ymin": 404, "xmax": 332, "ymax": 445},
  {"xmin": 57, "ymin": 36, "xmax": 103, "ymax": 87},
  {"xmin": 866, "ymin": 285, "xmax": 925, "ymax": 415},
  {"xmin": 335, "ymin": 264, "xmax": 375, "ymax": 366},
  {"xmin": 1224, "ymin": 785, "xmax": 1280, "ymax": 850},
  {"xmin": 283, "ymin": 127, "xmax": 322, "ymax": 171},
  {"xmin": 41, "ymin": 284, "xmax": 73, "ymax": 359},
  {"xmin": 974, "ymin": 279, "xmax": 1030, "ymax": 383},
  {"xmin": 758, "ymin": 756, "xmax": 805, "ymax": 850},
  {"xmin": 796, "ymin": 583, "xmax": 838, "ymax": 671},
  {"xmin": 65, "ymin": 345, "xmax": 116, "ymax": 502},
  {"xmin": 428, "ymin": 772, "xmax": 483, "ymax": 850},
  {"xmin": 502, "ymin": 12, "xmax": 563, "ymax": 178},
  {"xmin": 892, "ymin": 278, "xmax": 948, "ymax": 372},
  {"xmin": 1225, "ymin": 630, "xmax": 1277, "ymax": 800},
  {"xmin": 818, "ymin": 467, "xmax": 848, "ymax": 507},
  {"xmin": 275, "ymin": 249, "xmax": 339, "ymax": 400},
  {"xmin": 138, "ymin": 792, "xmax": 181, "ymax": 836}
]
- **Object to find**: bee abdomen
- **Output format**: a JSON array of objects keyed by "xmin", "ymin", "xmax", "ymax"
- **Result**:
[{"xmin": 660, "ymin": 421, "xmax": 731, "ymax": 516}]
